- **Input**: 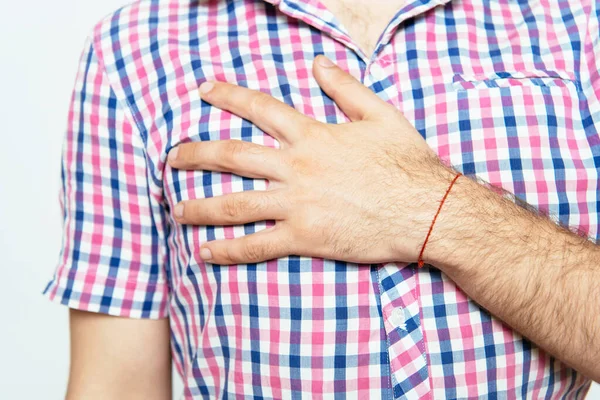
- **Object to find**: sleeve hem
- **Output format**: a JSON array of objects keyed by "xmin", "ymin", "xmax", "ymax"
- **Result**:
[{"xmin": 42, "ymin": 276, "xmax": 170, "ymax": 320}]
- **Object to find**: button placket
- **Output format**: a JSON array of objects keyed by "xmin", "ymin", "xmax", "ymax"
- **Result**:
[
  {"xmin": 389, "ymin": 307, "xmax": 408, "ymax": 331},
  {"xmin": 378, "ymin": 263, "xmax": 431, "ymax": 399}
]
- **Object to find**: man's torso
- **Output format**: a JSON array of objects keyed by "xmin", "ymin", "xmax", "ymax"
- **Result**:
[{"xmin": 91, "ymin": 0, "xmax": 599, "ymax": 397}]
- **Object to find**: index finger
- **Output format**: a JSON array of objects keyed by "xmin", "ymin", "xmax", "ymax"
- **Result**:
[{"xmin": 198, "ymin": 81, "xmax": 317, "ymax": 146}]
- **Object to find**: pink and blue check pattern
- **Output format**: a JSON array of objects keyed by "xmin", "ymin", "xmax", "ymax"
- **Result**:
[{"xmin": 44, "ymin": 0, "xmax": 599, "ymax": 398}]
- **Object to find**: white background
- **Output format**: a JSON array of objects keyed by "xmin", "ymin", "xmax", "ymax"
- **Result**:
[{"xmin": 0, "ymin": 0, "xmax": 597, "ymax": 398}]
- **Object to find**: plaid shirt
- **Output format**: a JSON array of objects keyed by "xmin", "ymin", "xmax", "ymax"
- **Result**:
[{"xmin": 44, "ymin": 0, "xmax": 599, "ymax": 398}]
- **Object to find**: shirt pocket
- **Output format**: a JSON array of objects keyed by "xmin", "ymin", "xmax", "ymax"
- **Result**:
[
  {"xmin": 451, "ymin": 69, "xmax": 582, "ymax": 91},
  {"xmin": 437, "ymin": 69, "xmax": 596, "ymax": 236}
]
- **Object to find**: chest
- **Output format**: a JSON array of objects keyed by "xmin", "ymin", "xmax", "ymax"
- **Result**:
[
  {"xmin": 127, "ymin": 0, "xmax": 598, "ymax": 244},
  {"xmin": 319, "ymin": 0, "xmax": 408, "ymax": 57}
]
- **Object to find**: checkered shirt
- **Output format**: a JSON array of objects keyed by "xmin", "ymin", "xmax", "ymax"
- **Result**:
[{"xmin": 43, "ymin": 0, "xmax": 600, "ymax": 398}]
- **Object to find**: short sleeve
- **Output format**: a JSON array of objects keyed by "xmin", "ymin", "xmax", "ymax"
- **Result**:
[{"xmin": 42, "ymin": 35, "xmax": 169, "ymax": 319}]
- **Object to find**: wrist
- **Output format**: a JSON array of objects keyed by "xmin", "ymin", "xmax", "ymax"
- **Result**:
[
  {"xmin": 388, "ymin": 155, "xmax": 467, "ymax": 267},
  {"xmin": 420, "ymin": 171, "xmax": 517, "ymax": 272},
  {"xmin": 421, "ymin": 170, "xmax": 556, "ymax": 274},
  {"xmin": 415, "ymin": 167, "xmax": 463, "ymax": 268}
]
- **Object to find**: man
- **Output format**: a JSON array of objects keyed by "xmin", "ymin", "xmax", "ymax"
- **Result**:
[{"xmin": 44, "ymin": 0, "xmax": 599, "ymax": 398}]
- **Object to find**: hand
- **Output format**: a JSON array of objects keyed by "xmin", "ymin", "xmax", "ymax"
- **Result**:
[{"xmin": 168, "ymin": 55, "xmax": 458, "ymax": 265}]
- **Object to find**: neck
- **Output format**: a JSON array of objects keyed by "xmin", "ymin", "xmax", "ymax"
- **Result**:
[{"xmin": 319, "ymin": 0, "xmax": 406, "ymax": 57}]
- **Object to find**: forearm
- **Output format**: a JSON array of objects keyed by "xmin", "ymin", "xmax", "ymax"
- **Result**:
[{"xmin": 423, "ymin": 167, "xmax": 600, "ymax": 382}]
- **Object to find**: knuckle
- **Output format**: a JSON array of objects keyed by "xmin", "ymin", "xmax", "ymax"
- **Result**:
[
  {"xmin": 221, "ymin": 195, "xmax": 264, "ymax": 221},
  {"xmin": 222, "ymin": 196, "xmax": 243, "ymax": 218},
  {"xmin": 249, "ymin": 94, "xmax": 272, "ymax": 117},
  {"xmin": 287, "ymin": 154, "xmax": 310, "ymax": 174},
  {"xmin": 185, "ymin": 143, "xmax": 203, "ymax": 165},
  {"xmin": 223, "ymin": 140, "xmax": 247, "ymax": 164},
  {"xmin": 226, "ymin": 139, "xmax": 247, "ymax": 154},
  {"xmin": 338, "ymin": 76, "xmax": 357, "ymax": 88},
  {"xmin": 224, "ymin": 245, "xmax": 239, "ymax": 265},
  {"xmin": 242, "ymin": 244, "xmax": 265, "ymax": 261}
]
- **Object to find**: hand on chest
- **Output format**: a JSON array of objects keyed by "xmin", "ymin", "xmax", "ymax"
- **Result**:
[{"xmin": 150, "ymin": 0, "xmax": 597, "ymax": 242}]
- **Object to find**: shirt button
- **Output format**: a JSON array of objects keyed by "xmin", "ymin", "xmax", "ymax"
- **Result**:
[{"xmin": 389, "ymin": 307, "xmax": 407, "ymax": 330}]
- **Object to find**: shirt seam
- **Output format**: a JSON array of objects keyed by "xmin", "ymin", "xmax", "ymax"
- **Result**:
[
  {"xmin": 86, "ymin": 30, "xmax": 171, "ymax": 304},
  {"xmin": 413, "ymin": 263, "xmax": 434, "ymax": 400},
  {"xmin": 377, "ymin": 265, "xmax": 396, "ymax": 400},
  {"xmin": 88, "ymin": 35, "xmax": 151, "ymax": 154}
]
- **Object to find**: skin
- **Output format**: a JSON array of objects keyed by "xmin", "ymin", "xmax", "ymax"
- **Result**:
[
  {"xmin": 168, "ymin": 56, "xmax": 600, "ymax": 382},
  {"xmin": 66, "ymin": 309, "xmax": 172, "ymax": 399},
  {"xmin": 319, "ymin": 0, "xmax": 408, "ymax": 56}
]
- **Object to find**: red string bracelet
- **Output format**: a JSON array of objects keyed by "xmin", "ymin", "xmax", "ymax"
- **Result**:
[{"xmin": 417, "ymin": 172, "xmax": 462, "ymax": 268}]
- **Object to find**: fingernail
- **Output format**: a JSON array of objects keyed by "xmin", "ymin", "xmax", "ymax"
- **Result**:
[
  {"xmin": 168, "ymin": 146, "xmax": 179, "ymax": 162},
  {"xmin": 317, "ymin": 55, "xmax": 334, "ymax": 68},
  {"xmin": 199, "ymin": 81, "xmax": 214, "ymax": 94},
  {"xmin": 200, "ymin": 247, "xmax": 212, "ymax": 260},
  {"xmin": 174, "ymin": 203, "xmax": 184, "ymax": 218}
]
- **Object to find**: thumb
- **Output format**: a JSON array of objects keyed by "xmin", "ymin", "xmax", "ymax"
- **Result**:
[{"xmin": 312, "ymin": 55, "xmax": 395, "ymax": 121}]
